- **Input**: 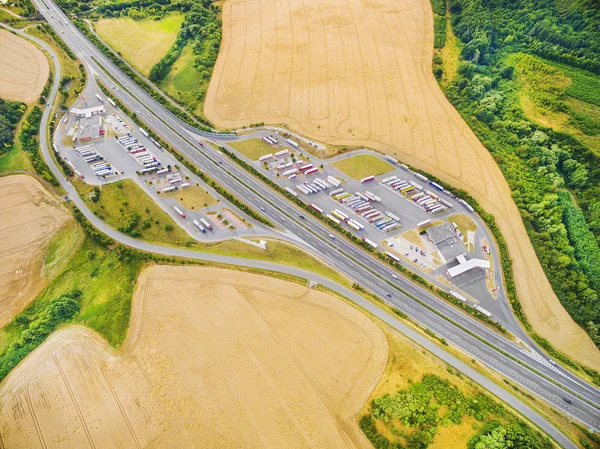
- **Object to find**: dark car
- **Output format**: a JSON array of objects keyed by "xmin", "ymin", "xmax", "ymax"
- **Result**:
[
  {"xmin": 299, "ymin": 215, "xmax": 305, "ymax": 219},
  {"xmin": 563, "ymin": 397, "xmax": 572, "ymax": 404}
]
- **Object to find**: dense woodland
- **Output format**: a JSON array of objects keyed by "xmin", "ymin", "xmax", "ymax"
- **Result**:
[
  {"xmin": 434, "ymin": 0, "xmax": 600, "ymax": 349},
  {"xmin": 0, "ymin": 100, "xmax": 26, "ymax": 154}
]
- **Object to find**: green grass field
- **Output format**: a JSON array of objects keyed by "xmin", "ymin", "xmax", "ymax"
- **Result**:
[
  {"xmin": 229, "ymin": 139, "xmax": 276, "ymax": 160},
  {"xmin": 0, "ymin": 223, "xmax": 143, "ymax": 381},
  {"xmin": 0, "ymin": 107, "xmax": 34, "ymax": 174},
  {"xmin": 509, "ymin": 53, "xmax": 600, "ymax": 155},
  {"xmin": 0, "ymin": 144, "xmax": 33, "ymax": 173},
  {"xmin": 159, "ymin": 43, "xmax": 206, "ymax": 116},
  {"xmin": 75, "ymin": 179, "xmax": 191, "ymax": 245},
  {"xmin": 43, "ymin": 219, "xmax": 83, "ymax": 280},
  {"xmin": 330, "ymin": 154, "xmax": 394, "ymax": 180},
  {"xmin": 94, "ymin": 13, "xmax": 184, "ymax": 75}
]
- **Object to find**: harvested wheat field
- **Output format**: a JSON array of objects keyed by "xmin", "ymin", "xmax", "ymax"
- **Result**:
[
  {"xmin": 0, "ymin": 265, "xmax": 387, "ymax": 448},
  {"xmin": 0, "ymin": 175, "xmax": 70, "ymax": 327},
  {"xmin": 205, "ymin": 0, "xmax": 600, "ymax": 368},
  {"xmin": 0, "ymin": 30, "xmax": 48, "ymax": 103}
]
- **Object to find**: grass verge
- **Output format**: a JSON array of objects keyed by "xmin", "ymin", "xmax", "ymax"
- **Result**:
[
  {"xmin": 26, "ymin": 24, "xmax": 86, "ymax": 109},
  {"xmin": 331, "ymin": 154, "xmax": 394, "ymax": 180},
  {"xmin": 162, "ymin": 184, "xmax": 218, "ymax": 209},
  {"xmin": 229, "ymin": 138, "xmax": 276, "ymax": 160}
]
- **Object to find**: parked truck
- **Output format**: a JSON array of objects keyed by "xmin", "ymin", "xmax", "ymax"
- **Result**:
[
  {"xmin": 362, "ymin": 237, "xmax": 378, "ymax": 248},
  {"xmin": 193, "ymin": 220, "xmax": 206, "ymax": 233}
]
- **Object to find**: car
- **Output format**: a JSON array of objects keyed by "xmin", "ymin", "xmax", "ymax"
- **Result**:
[
  {"xmin": 280, "ymin": 217, "xmax": 285, "ymax": 222},
  {"xmin": 392, "ymin": 274, "xmax": 398, "ymax": 279},
  {"xmin": 404, "ymin": 253, "xmax": 409, "ymax": 257},
  {"xmin": 260, "ymin": 207, "xmax": 265, "ymax": 212},
  {"xmin": 563, "ymin": 397, "xmax": 572, "ymax": 404},
  {"xmin": 549, "ymin": 359, "xmax": 557, "ymax": 366},
  {"xmin": 389, "ymin": 243, "xmax": 394, "ymax": 247},
  {"xmin": 218, "ymin": 161, "xmax": 222, "ymax": 165},
  {"xmin": 299, "ymin": 215, "xmax": 305, "ymax": 219},
  {"xmin": 410, "ymin": 245, "xmax": 413, "ymax": 249},
  {"xmin": 415, "ymin": 247, "xmax": 419, "ymax": 252},
  {"xmin": 328, "ymin": 234, "xmax": 335, "ymax": 239},
  {"xmin": 386, "ymin": 293, "xmax": 392, "ymax": 298},
  {"xmin": 413, "ymin": 258, "xmax": 418, "ymax": 263}
]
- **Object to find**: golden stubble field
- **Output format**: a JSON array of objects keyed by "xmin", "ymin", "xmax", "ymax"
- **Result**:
[
  {"xmin": 0, "ymin": 175, "xmax": 70, "ymax": 327},
  {"xmin": 0, "ymin": 265, "xmax": 388, "ymax": 448},
  {"xmin": 0, "ymin": 30, "xmax": 48, "ymax": 103},
  {"xmin": 205, "ymin": 0, "xmax": 600, "ymax": 368}
]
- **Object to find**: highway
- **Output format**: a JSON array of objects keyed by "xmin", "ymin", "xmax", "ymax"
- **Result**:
[{"xmin": 28, "ymin": 1, "xmax": 600, "ymax": 442}]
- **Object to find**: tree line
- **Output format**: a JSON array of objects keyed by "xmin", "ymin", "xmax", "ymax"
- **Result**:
[{"xmin": 0, "ymin": 99, "xmax": 26, "ymax": 154}]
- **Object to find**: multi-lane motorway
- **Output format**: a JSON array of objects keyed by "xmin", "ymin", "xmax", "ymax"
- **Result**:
[{"xmin": 26, "ymin": 0, "xmax": 600, "ymax": 443}]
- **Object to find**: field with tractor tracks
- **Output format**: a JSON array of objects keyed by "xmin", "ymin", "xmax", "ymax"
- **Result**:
[
  {"xmin": 0, "ymin": 265, "xmax": 387, "ymax": 448},
  {"xmin": 0, "ymin": 29, "xmax": 48, "ymax": 103}
]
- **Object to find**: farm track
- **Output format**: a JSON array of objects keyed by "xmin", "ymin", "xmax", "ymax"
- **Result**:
[{"xmin": 204, "ymin": 0, "xmax": 600, "ymax": 367}]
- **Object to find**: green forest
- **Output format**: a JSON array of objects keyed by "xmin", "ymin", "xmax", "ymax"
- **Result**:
[
  {"xmin": 434, "ymin": 0, "xmax": 600, "ymax": 350},
  {"xmin": 0, "ymin": 99, "xmax": 26, "ymax": 154},
  {"xmin": 360, "ymin": 374, "xmax": 552, "ymax": 449}
]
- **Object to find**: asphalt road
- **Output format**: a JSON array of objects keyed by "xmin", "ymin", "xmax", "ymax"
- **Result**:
[{"xmin": 24, "ymin": 2, "xmax": 600, "ymax": 442}]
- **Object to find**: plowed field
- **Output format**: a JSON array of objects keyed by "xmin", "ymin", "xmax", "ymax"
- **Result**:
[
  {"xmin": 0, "ymin": 175, "xmax": 70, "ymax": 327},
  {"xmin": 0, "ymin": 30, "xmax": 48, "ymax": 103},
  {"xmin": 0, "ymin": 266, "xmax": 387, "ymax": 448},
  {"xmin": 205, "ymin": 0, "xmax": 600, "ymax": 368}
]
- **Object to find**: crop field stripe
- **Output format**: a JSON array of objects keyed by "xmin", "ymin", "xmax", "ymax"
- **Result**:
[{"xmin": 54, "ymin": 357, "xmax": 96, "ymax": 449}]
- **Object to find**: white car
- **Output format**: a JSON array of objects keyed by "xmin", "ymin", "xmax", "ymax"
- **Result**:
[
  {"xmin": 392, "ymin": 274, "xmax": 398, "ymax": 279},
  {"xmin": 280, "ymin": 217, "xmax": 285, "ymax": 222}
]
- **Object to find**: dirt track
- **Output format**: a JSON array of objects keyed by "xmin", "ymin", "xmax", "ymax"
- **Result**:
[
  {"xmin": 0, "ymin": 29, "xmax": 48, "ymax": 103},
  {"xmin": 0, "ymin": 265, "xmax": 387, "ymax": 448},
  {"xmin": 205, "ymin": 0, "xmax": 600, "ymax": 368},
  {"xmin": 0, "ymin": 175, "xmax": 70, "ymax": 327}
]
